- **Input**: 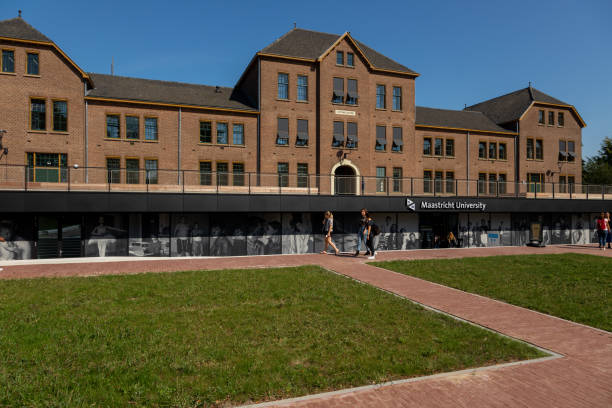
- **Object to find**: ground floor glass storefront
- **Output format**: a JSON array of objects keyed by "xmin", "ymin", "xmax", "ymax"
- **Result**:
[{"xmin": 0, "ymin": 211, "xmax": 601, "ymax": 260}]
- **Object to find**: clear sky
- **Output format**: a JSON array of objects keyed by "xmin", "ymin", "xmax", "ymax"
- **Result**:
[{"xmin": 2, "ymin": 0, "xmax": 610, "ymax": 157}]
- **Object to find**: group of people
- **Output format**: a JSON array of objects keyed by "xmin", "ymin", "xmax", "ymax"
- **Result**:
[
  {"xmin": 321, "ymin": 209, "xmax": 380, "ymax": 259},
  {"xmin": 596, "ymin": 212, "xmax": 612, "ymax": 250}
]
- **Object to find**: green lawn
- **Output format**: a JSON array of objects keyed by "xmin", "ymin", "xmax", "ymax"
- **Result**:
[
  {"xmin": 0, "ymin": 266, "xmax": 545, "ymax": 407},
  {"xmin": 373, "ymin": 254, "xmax": 611, "ymax": 332}
]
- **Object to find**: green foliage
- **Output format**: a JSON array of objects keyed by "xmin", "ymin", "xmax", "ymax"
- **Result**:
[
  {"xmin": 375, "ymin": 254, "xmax": 611, "ymax": 331},
  {"xmin": 0, "ymin": 266, "xmax": 544, "ymax": 407},
  {"xmin": 583, "ymin": 137, "xmax": 612, "ymax": 184}
]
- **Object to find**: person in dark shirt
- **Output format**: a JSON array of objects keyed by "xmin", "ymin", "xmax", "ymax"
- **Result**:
[{"xmin": 354, "ymin": 208, "xmax": 368, "ymax": 256}]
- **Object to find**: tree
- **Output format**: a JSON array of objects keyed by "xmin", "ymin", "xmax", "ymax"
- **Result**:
[{"xmin": 582, "ymin": 137, "xmax": 612, "ymax": 185}]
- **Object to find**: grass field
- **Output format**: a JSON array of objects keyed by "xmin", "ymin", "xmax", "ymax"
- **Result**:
[
  {"xmin": 0, "ymin": 265, "xmax": 544, "ymax": 407},
  {"xmin": 373, "ymin": 253, "xmax": 611, "ymax": 332}
]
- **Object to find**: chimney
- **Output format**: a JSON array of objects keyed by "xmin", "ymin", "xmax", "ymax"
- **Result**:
[
  {"xmin": 215, "ymin": 86, "xmax": 221, "ymax": 93},
  {"xmin": 18, "ymin": 10, "xmax": 22, "ymax": 18}
]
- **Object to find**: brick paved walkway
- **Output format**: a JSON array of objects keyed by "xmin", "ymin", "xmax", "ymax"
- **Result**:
[{"xmin": 1, "ymin": 244, "xmax": 611, "ymax": 407}]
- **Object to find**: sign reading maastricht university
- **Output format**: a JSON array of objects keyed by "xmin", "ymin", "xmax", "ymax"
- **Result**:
[{"xmin": 406, "ymin": 198, "xmax": 487, "ymax": 212}]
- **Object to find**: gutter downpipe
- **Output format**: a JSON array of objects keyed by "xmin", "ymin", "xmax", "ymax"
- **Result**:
[
  {"xmin": 84, "ymin": 81, "xmax": 89, "ymax": 182},
  {"xmin": 515, "ymin": 120, "xmax": 519, "ymax": 194},
  {"xmin": 257, "ymin": 57, "xmax": 261, "ymax": 186},
  {"xmin": 466, "ymin": 131, "xmax": 470, "ymax": 195},
  {"xmin": 178, "ymin": 107, "xmax": 182, "ymax": 184}
]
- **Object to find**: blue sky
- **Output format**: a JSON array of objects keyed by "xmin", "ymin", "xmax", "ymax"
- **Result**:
[{"xmin": 2, "ymin": 0, "xmax": 610, "ymax": 157}]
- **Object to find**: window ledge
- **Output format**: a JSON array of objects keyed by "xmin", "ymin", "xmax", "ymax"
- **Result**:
[
  {"xmin": 276, "ymin": 98, "xmax": 291, "ymax": 102},
  {"xmin": 0, "ymin": 71, "xmax": 16, "ymax": 76},
  {"xmin": 104, "ymin": 138, "xmax": 122, "ymax": 141},
  {"xmin": 24, "ymin": 74, "xmax": 41, "ymax": 78},
  {"xmin": 27, "ymin": 130, "xmax": 47, "ymax": 134},
  {"xmin": 275, "ymin": 144, "xmax": 290, "ymax": 147},
  {"xmin": 375, "ymin": 108, "xmax": 387, "ymax": 111},
  {"xmin": 374, "ymin": 149, "xmax": 387, "ymax": 153},
  {"xmin": 295, "ymin": 100, "xmax": 309, "ymax": 104},
  {"xmin": 295, "ymin": 145, "xmax": 310, "ymax": 148},
  {"xmin": 391, "ymin": 110, "xmax": 403, "ymax": 113},
  {"xmin": 124, "ymin": 139, "xmax": 141, "ymax": 142},
  {"xmin": 143, "ymin": 140, "xmax": 159, "ymax": 143},
  {"xmin": 50, "ymin": 131, "xmax": 70, "ymax": 135}
]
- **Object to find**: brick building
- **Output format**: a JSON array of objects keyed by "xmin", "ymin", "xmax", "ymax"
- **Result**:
[{"xmin": 1, "ymin": 16, "xmax": 604, "ymax": 260}]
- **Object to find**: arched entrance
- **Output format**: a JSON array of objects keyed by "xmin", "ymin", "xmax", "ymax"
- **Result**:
[{"xmin": 334, "ymin": 165, "xmax": 358, "ymax": 195}]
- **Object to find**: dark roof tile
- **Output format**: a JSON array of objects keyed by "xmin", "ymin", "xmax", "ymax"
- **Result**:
[
  {"xmin": 465, "ymin": 87, "xmax": 569, "ymax": 125},
  {"xmin": 261, "ymin": 28, "xmax": 416, "ymax": 74},
  {"xmin": 87, "ymin": 73, "xmax": 257, "ymax": 112},
  {"xmin": 416, "ymin": 106, "xmax": 514, "ymax": 134},
  {"xmin": 0, "ymin": 17, "xmax": 51, "ymax": 42}
]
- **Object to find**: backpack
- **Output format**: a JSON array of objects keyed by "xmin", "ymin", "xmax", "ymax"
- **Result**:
[{"xmin": 371, "ymin": 224, "xmax": 381, "ymax": 236}]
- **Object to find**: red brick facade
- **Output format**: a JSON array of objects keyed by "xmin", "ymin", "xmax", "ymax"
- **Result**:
[{"xmin": 0, "ymin": 23, "xmax": 584, "ymax": 192}]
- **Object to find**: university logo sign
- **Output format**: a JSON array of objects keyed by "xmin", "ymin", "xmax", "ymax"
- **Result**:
[
  {"xmin": 405, "ymin": 198, "xmax": 416, "ymax": 211},
  {"xmin": 405, "ymin": 198, "xmax": 487, "ymax": 212}
]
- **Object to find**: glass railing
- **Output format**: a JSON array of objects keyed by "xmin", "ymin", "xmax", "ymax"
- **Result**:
[{"xmin": 0, "ymin": 164, "xmax": 609, "ymax": 200}]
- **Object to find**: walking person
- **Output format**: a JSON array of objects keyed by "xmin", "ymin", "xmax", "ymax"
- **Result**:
[
  {"xmin": 596, "ymin": 212, "xmax": 608, "ymax": 250},
  {"xmin": 354, "ymin": 208, "xmax": 368, "ymax": 256},
  {"xmin": 606, "ymin": 212, "xmax": 612, "ymax": 249},
  {"xmin": 366, "ymin": 214, "xmax": 380, "ymax": 259},
  {"xmin": 321, "ymin": 211, "xmax": 339, "ymax": 255}
]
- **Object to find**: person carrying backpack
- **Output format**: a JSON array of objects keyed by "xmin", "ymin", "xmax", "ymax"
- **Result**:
[
  {"xmin": 366, "ymin": 214, "xmax": 381, "ymax": 259},
  {"xmin": 596, "ymin": 212, "xmax": 608, "ymax": 250}
]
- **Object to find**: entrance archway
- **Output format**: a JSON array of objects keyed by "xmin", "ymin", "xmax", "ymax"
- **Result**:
[{"xmin": 333, "ymin": 164, "xmax": 359, "ymax": 195}]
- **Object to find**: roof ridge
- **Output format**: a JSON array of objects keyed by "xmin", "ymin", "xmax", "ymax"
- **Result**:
[
  {"xmin": 466, "ymin": 87, "xmax": 529, "ymax": 109},
  {"xmin": 89, "ymin": 72, "xmax": 234, "ymax": 91},
  {"xmin": 290, "ymin": 27, "xmax": 341, "ymax": 37},
  {"xmin": 418, "ymin": 105, "xmax": 487, "ymax": 114}
]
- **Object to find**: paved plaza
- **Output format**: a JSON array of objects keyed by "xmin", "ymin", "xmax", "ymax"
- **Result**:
[{"xmin": 1, "ymin": 244, "xmax": 611, "ymax": 407}]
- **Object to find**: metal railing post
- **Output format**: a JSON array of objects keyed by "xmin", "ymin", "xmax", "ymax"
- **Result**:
[
  {"xmin": 552, "ymin": 182, "xmax": 554, "ymax": 199},
  {"xmin": 24, "ymin": 166, "xmax": 28, "ymax": 191},
  {"xmin": 603, "ymin": 184, "xmax": 605, "ymax": 200},
  {"xmin": 182, "ymin": 170, "xmax": 185, "ymax": 193},
  {"xmin": 586, "ymin": 184, "xmax": 589, "ymax": 200}
]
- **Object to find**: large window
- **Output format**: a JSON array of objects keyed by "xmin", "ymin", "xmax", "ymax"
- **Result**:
[
  {"xmin": 1, "ymin": 50, "xmax": 14, "ymax": 73},
  {"xmin": 499, "ymin": 143, "xmax": 507, "ymax": 160},
  {"xmin": 558, "ymin": 112, "xmax": 564, "ymax": 127},
  {"xmin": 106, "ymin": 115, "xmax": 120, "ymax": 139},
  {"xmin": 434, "ymin": 171, "xmax": 443, "ymax": 194},
  {"xmin": 27, "ymin": 152, "xmax": 67, "ymax": 183},
  {"xmin": 445, "ymin": 139, "xmax": 455, "ymax": 157},
  {"xmin": 333, "ymin": 77, "xmax": 344, "ymax": 103},
  {"xmin": 535, "ymin": 139, "xmax": 543, "ymax": 160},
  {"xmin": 376, "ymin": 167, "xmax": 386, "ymax": 193},
  {"xmin": 376, "ymin": 85, "xmax": 386, "ymax": 109},
  {"xmin": 548, "ymin": 111, "xmax": 554, "ymax": 126},
  {"xmin": 392, "ymin": 127, "xmax": 403, "ymax": 152},
  {"xmin": 233, "ymin": 123, "xmax": 244, "ymax": 145},
  {"xmin": 434, "ymin": 138, "xmax": 443, "ymax": 156},
  {"xmin": 217, "ymin": 123, "xmax": 228, "ymax": 144},
  {"xmin": 423, "ymin": 137, "xmax": 432, "ymax": 155},
  {"xmin": 446, "ymin": 171, "xmax": 455, "ymax": 194},
  {"xmin": 31, "ymin": 99, "xmax": 46, "ymax": 130},
  {"xmin": 297, "ymin": 75, "xmax": 308, "ymax": 101},
  {"xmin": 538, "ymin": 110, "xmax": 545, "ymax": 125},
  {"xmin": 392, "ymin": 86, "xmax": 402, "ymax": 111},
  {"xmin": 528, "ymin": 172, "xmax": 544, "ymax": 193},
  {"xmin": 558, "ymin": 140, "xmax": 567, "ymax": 162},
  {"xmin": 297, "ymin": 163, "xmax": 308, "ymax": 188},
  {"xmin": 145, "ymin": 159, "xmax": 158, "ymax": 184},
  {"xmin": 526, "ymin": 138, "xmax": 534, "ymax": 160},
  {"xmin": 567, "ymin": 140, "xmax": 575, "ymax": 162},
  {"xmin": 296, "ymin": 119, "xmax": 308, "ymax": 146},
  {"xmin": 488, "ymin": 173, "xmax": 497, "ymax": 195},
  {"xmin": 346, "ymin": 122, "xmax": 357, "ymax": 149},
  {"xmin": 217, "ymin": 162, "xmax": 229, "ymax": 186},
  {"xmin": 478, "ymin": 141, "xmax": 486, "ymax": 159},
  {"xmin": 199, "ymin": 161, "xmax": 212, "ymax": 186},
  {"xmin": 346, "ymin": 79, "xmax": 358, "ymax": 105},
  {"xmin": 392, "ymin": 167, "xmax": 402, "ymax": 192},
  {"xmin": 488, "ymin": 142, "xmax": 497, "ymax": 160},
  {"xmin": 106, "ymin": 157, "xmax": 120, "ymax": 184},
  {"xmin": 498, "ymin": 173, "xmax": 507, "ymax": 194},
  {"xmin": 125, "ymin": 158, "xmax": 140, "ymax": 184},
  {"xmin": 277, "ymin": 117, "xmax": 289, "ymax": 145},
  {"xmin": 332, "ymin": 121, "xmax": 344, "ymax": 147},
  {"xmin": 232, "ymin": 162, "xmax": 245, "ymax": 186},
  {"xmin": 336, "ymin": 51, "xmax": 344, "ymax": 65},
  {"xmin": 277, "ymin": 73, "xmax": 289, "ymax": 99},
  {"xmin": 145, "ymin": 117, "xmax": 158, "ymax": 141},
  {"xmin": 423, "ymin": 170, "xmax": 432, "ymax": 193},
  {"xmin": 278, "ymin": 162, "xmax": 289, "ymax": 187},
  {"xmin": 478, "ymin": 173, "xmax": 487, "ymax": 194},
  {"xmin": 375, "ymin": 126, "xmax": 386, "ymax": 151},
  {"xmin": 52, "ymin": 100, "xmax": 67, "ymax": 132},
  {"xmin": 200, "ymin": 121, "xmax": 212, "ymax": 143},
  {"xmin": 27, "ymin": 52, "xmax": 39, "ymax": 75},
  {"xmin": 126, "ymin": 116, "xmax": 139, "ymax": 139}
]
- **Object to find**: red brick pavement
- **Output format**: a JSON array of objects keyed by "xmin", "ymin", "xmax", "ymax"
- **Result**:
[{"xmin": 1, "ymin": 245, "xmax": 611, "ymax": 407}]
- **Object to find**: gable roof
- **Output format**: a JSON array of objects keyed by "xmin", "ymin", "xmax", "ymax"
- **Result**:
[
  {"xmin": 260, "ymin": 28, "xmax": 418, "ymax": 75},
  {"xmin": 0, "ymin": 17, "xmax": 91, "ymax": 85},
  {"xmin": 465, "ymin": 86, "xmax": 585, "ymax": 127},
  {"xmin": 416, "ymin": 106, "xmax": 516, "ymax": 134},
  {"xmin": 87, "ymin": 73, "xmax": 257, "ymax": 113},
  {"xmin": 0, "ymin": 17, "xmax": 51, "ymax": 42}
]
